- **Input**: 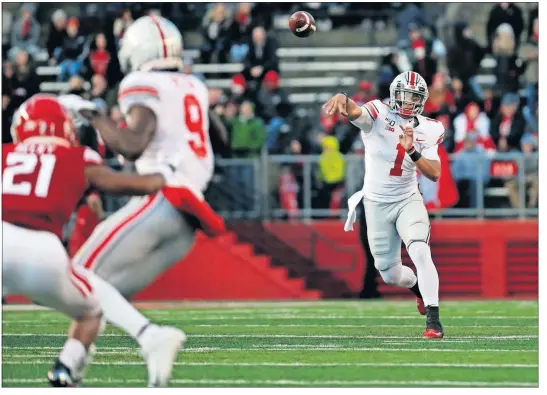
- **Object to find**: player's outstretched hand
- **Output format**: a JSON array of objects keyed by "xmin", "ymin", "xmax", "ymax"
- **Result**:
[
  {"xmin": 399, "ymin": 125, "xmax": 414, "ymax": 151},
  {"xmin": 322, "ymin": 93, "xmax": 348, "ymax": 117}
]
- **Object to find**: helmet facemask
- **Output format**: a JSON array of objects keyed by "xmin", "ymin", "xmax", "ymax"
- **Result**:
[{"xmin": 393, "ymin": 88, "xmax": 427, "ymax": 117}]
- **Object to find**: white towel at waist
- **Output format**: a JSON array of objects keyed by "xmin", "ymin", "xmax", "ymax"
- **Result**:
[{"xmin": 344, "ymin": 189, "xmax": 365, "ymax": 232}]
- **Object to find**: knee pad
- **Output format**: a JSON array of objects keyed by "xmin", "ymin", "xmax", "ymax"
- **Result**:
[
  {"xmin": 370, "ymin": 231, "xmax": 399, "ymax": 272},
  {"xmin": 407, "ymin": 241, "xmax": 432, "ymax": 263},
  {"xmin": 378, "ymin": 263, "xmax": 403, "ymax": 286}
]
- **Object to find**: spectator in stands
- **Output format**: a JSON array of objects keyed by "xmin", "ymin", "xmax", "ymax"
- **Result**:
[
  {"xmin": 395, "ymin": 3, "xmax": 428, "ymax": 48},
  {"xmin": 486, "ymin": 2, "xmax": 524, "ymax": 53},
  {"xmin": 451, "ymin": 134, "xmax": 491, "ymax": 208},
  {"xmin": 113, "ymin": 8, "xmax": 134, "ymax": 49},
  {"xmin": 423, "ymin": 72, "xmax": 455, "ymax": 117},
  {"xmin": 316, "ymin": 136, "xmax": 346, "ymax": 211},
  {"xmin": 2, "ymin": 9, "xmax": 13, "ymax": 59},
  {"xmin": 56, "ymin": 18, "xmax": 88, "ymax": 82},
  {"xmin": 351, "ymin": 81, "xmax": 377, "ymax": 107},
  {"xmin": 66, "ymin": 75, "xmax": 86, "ymax": 97},
  {"xmin": 242, "ymin": 26, "xmax": 279, "ymax": 90},
  {"xmin": 526, "ymin": 6, "xmax": 538, "ymax": 42},
  {"xmin": 230, "ymin": 100, "xmax": 266, "ymax": 158},
  {"xmin": 8, "ymin": 4, "xmax": 40, "ymax": 61},
  {"xmin": 90, "ymin": 73, "xmax": 115, "ymax": 106},
  {"xmin": 46, "ymin": 9, "xmax": 68, "ymax": 65},
  {"xmin": 450, "ymin": 77, "xmax": 472, "ymax": 114},
  {"xmin": 447, "ymin": 21, "xmax": 486, "ymax": 102},
  {"xmin": 490, "ymin": 92, "xmax": 525, "ymax": 152},
  {"xmin": 377, "ymin": 52, "xmax": 401, "ymax": 100},
  {"xmin": 520, "ymin": 17, "xmax": 538, "ymax": 109},
  {"xmin": 229, "ymin": 73, "xmax": 252, "ymax": 103},
  {"xmin": 10, "ymin": 50, "xmax": 40, "ymax": 113},
  {"xmin": 481, "ymin": 85, "xmax": 501, "ymax": 120},
  {"xmin": 256, "ymin": 70, "xmax": 293, "ymax": 152},
  {"xmin": 228, "ymin": 3, "xmax": 253, "ymax": 62},
  {"xmin": 84, "ymin": 33, "xmax": 112, "ymax": 76},
  {"xmin": 405, "ymin": 24, "xmax": 438, "ymax": 85},
  {"xmin": 453, "ymin": 102, "xmax": 495, "ymax": 154},
  {"xmin": 506, "ymin": 134, "xmax": 538, "ymax": 209},
  {"xmin": 2, "ymin": 62, "xmax": 15, "ymax": 143},
  {"xmin": 200, "ymin": 3, "xmax": 231, "ymax": 64},
  {"xmin": 491, "ymin": 23, "xmax": 526, "ymax": 96}
]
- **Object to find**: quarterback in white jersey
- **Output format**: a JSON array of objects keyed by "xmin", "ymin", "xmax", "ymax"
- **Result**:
[
  {"xmin": 57, "ymin": 15, "xmax": 226, "ymax": 386},
  {"xmin": 324, "ymin": 71, "xmax": 444, "ymax": 338}
]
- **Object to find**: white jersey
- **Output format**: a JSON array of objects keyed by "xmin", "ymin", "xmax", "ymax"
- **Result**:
[
  {"xmin": 118, "ymin": 71, "xmax": 213, "ymax": 196},
  {"xmin": 351, "ymin": 99, "xmax": 445, "ymax": 203}
]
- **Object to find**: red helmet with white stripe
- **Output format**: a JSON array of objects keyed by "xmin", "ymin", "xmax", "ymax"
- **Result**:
[
  {"xmin": 389, "ymin": 71, "xmax": 429, "ymax": 117},
  {"xmin": 11, "ymin": 94, "xmax": 77, "ymax": 146},
  {"xmin": 118, "ymin": 15, "xmax": 184, "ymax": 73}
]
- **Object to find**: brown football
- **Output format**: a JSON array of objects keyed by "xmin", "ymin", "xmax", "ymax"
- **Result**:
[{"xmin": 289, "ymin": 11, "xmax": 316, "ymax": 38}]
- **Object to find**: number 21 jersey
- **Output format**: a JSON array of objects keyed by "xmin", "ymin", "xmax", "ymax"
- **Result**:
[
  {"xmin": 2, "ymin": 142, "xmax": 102, "ymax": 239},
  {"xmin": 350, "ymin": 100, "xmax": 445, "ymax": 203},
  {"xmin": 117, "ymin": 71, "xmax": 213, "ymax": 195}
]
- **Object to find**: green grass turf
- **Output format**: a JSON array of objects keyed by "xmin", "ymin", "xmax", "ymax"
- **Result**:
[{"xmin": 1, "ymin": 300, "xmax": 538, "ymax": 387}]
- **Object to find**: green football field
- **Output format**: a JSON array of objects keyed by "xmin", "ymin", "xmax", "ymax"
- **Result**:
[{"xmin": 1, "ymin": 300, "xmax": 538, "ymax": 388}]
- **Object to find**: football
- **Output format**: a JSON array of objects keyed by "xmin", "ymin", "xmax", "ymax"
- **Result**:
[{"xmin": 289, "ymin": 11, "xmax": 316, "ymax": 38}]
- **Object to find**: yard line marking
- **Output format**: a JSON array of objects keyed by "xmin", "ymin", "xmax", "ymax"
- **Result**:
[
  {"xmin": 1, "ymin": 360, "xmax": 538, "ymax": 368},
  {"xmin": 2, "ymin": 333, "xmax": 538, "ymax": 340},
  {"xmin": 1, "ymin": 321, "xmax": 538, "ymax": 329},
  {"xmin": 2, "ymin": 346, "xmax": 537, "ymax": 353},
  {"xmin": 1, "ymin": 315, "xmax": 539, "ymax": 322},
  {"xmin": 1, "ymin": 378, "xmax": 537, "ymax": 387}
]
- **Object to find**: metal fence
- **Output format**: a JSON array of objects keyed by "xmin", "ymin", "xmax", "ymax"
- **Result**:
[{"xmin": 100, "ymin": 152, "xmax": 538, "ymax": 221}]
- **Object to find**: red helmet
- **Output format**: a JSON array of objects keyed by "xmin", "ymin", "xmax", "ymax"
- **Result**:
[{"xmin": 11, "ymin": 94, "xmax": 77, "ymax": 146}]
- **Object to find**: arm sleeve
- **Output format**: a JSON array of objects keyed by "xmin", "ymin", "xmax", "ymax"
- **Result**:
[
  {"xmin": 117, "ymin": 72, "xmax": 161, "ymax": 118},
  {"xmin": 349, "ymin": 100, "xmax": 379, "ymax": 134},
  {"xmin": 421, "ymin": 122, "xmax": 444, "ymax": 161}
]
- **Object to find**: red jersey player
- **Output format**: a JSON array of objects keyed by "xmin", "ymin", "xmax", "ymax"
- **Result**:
[{"xmin": 2, "ymin": 94, "xmax": 184, "ymax": 386}]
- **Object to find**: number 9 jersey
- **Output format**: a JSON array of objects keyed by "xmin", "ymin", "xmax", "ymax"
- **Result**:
[{"xmin": 117, "ymin": 71, "xmax": 213, "ymax": 196}]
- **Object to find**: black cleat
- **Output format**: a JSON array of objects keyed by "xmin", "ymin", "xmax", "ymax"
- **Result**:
[
  {"xmin": 48, "ymin": 360, "xmax": 77, "ymax": 387},
  {"xmin": 423, "ymin": 306, "xmax": 444, "ymax": 338}
]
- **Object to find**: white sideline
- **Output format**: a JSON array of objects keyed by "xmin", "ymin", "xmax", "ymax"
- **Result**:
[{"xmin": 1, "ymin": 378, "xmax": 537, "ymax": 387}]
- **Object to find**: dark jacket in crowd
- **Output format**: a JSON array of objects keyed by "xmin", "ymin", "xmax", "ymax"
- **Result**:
[
  {"xmin": 486, "ymin": 3, "xmax": 524, "ymax": 52},
  {"xmin": 447, "ymin": 22, "xmax": 486, "ymax": 85}
]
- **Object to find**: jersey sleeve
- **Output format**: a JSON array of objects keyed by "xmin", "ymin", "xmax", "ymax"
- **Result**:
[
  {"xmin": 117, "ymin": 71, "xmax": 161, "ymax": 118},
  {"xmin": 82, "ymin": 146, "xmax": 103, "ymax": 166},
  {"xmin": 421, "ymin": 119, "xmax": 445, "ymax": 161},
  {"xmin": 350, "ymin": 99, "xmax": 381, "ymax": 133}
]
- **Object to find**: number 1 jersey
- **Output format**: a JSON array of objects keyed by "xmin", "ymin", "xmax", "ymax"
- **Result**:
[
  {"xmin": 117, "ymin": 71, "xmax": 214, "ymax": 195},
  {"xmin": 350, "ymin": 100, "xmax": 445, "ymax": 203},
  {"xmin": 2, "ymin": 143, "xmax": 102, "ymax": 239}
]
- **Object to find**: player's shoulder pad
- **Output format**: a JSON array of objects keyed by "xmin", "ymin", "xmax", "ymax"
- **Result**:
[
  {"xmin": 420, "ymin": 115, "xmax": 445, "ymax": 146},
  {"xmin": 361, "ymin": 99, "xmax": 385, "ymax": 122},
  {"xmin": 118, "ymin": 71, "xmax": 161, "ymax": 102}
]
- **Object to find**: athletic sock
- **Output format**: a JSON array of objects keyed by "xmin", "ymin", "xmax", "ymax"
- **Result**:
[
  {"xmin": 407, "ymin": 242, "xmax": 439, "ymax": 306},
  {"xmin": 59, "ymin": 338, "xmax": 86, "ymax": 374}
]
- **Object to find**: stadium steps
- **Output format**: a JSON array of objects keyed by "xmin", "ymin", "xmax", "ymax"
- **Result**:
[
  {"xmin": 135, "ymin": 231, "xmax": 321, "ymax": 301},
  {"xmin": 228, "ymin": 221, "xmax": 355, "ymax": 298}
]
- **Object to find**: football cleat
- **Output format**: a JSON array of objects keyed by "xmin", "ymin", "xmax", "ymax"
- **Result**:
[
  {"xmin": 140, "ymin": 326, "xmax": 187, "ymax": 387},
  {"xmin": 47, "ymin": 360, "xmax": 77, "ymax": 387},
  {"xmin": 423, "ymin": 328, "xmax": 444, "ymax": 338},
  {"xmin": 416, "ymin": 297, "xmax": 426, "ymax": 315}
]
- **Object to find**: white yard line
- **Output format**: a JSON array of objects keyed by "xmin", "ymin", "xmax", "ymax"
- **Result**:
[
  {"xmin": 1, "ymin": 321, "xmax": 538, "ymax": 329},
  {"xmin": 1, "ymin": 359, "xmax": 538, "ymax": 368},
  {"xmin": 1, "ymin": 333, "xmax": 538, "ymax": 340},
  {"xmin": 1, "ymin": 345, "xmax": 537, "ymax": 353},
  {"xmin": 1, "ymin": 378, "xmax": 537, "ymax": 387}
]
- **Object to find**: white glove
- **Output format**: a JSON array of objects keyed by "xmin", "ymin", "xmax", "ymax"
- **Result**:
[{"xmin": 58, "ymin": 95, "xmax": 99, "ymax": 124}]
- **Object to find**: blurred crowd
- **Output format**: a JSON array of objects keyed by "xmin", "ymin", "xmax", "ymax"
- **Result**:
[{"xmin": 1, "ymin": 2, "xmax": 538, "ymax": 216}]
